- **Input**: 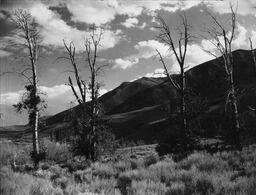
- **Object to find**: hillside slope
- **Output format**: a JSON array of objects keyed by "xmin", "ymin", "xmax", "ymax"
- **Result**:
[{"xmin": 1, "ymin": 49, "xmax": 256, "ymax": 142}]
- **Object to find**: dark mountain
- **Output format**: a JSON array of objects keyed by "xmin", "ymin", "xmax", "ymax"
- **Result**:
[{"xmin": 2, "ymin": 49, "xmax": 256, "ymax": 143}]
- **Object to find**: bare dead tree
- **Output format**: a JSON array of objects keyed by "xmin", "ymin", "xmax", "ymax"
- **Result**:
[
  {"xmin": 63, "ymin": 27, "xmax": 108, "ymax": 161},
  {"xmin": 205, "ymin": 5, "xmax": 241, "ymax": 149},
  {"xmin": 155, "ymin": 13, "xmax": 192, "ymax": 142},
  {"xmin": 249, "ymin": 37, "xmax": 256, "ymax": 76},
  {"xmin": 248, "ymin": 38, "xmax": 256, "ymax": 113},
  {"xmin": 63, "ymin": 41, "xmax": 87, "ymax": 105},
  {"xmin": 11, "ymin": 9, "xmax": 43, "ymax": 167}
]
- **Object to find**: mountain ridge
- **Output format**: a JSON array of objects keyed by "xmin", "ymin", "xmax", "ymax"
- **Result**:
[{"xmin": 1, "ymin": 49, "xmax": 256, "ymax": 143}]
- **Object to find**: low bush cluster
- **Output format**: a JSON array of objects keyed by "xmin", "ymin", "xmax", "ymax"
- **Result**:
[{"xmin": 2, "ymin": 139, "xmax": 256, "ymax": 195}]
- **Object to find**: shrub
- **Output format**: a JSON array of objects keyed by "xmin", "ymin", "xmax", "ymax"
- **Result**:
[
  {"xmin": 92, "ymin": 162, "xmax": 116, "ymax": 178},
  {"xmin": 30, "ymin": 179, "xmax": 62, "ymax": 195},
  {"xmin": 71, "ymin": 117, "xmax": 117, "ymax": 161},
  {"xmin": 0, "ymin": 166, "xmax": 61, "ymax": 195},
  {"xmin": 195, "ymin": 175, "xmax": 215, "ymax": 195},
  {"xmin": 115, "ymin": 160, "xmax": 131, "ymax": 173},
  {"xmin": 143, "ymin": 154, "xmax": 159, "ymax": 167},
  {"xmin": 148, "ymin": 160, "xmax": 176, "ymax": 183},
  {"xmin": 73, "ymin": 169, "xmax": 92, "ymax": 184},
  {"xmin": 129, "ymin": 179, "xmax": 168, "ymax": 195},
  {"xmin": 53, "ymin": 176, "xmax": 69, "ymax": 190},
  {"xmin": 60, "ymin": 156, "xmax": 90, "ymax": 173},
  {"xmin": 0, "ymin": 140, "xmax": 31, "ymax": 167},
  {"xmin": 179, "ymin": 152, "xmax": 228, "ymax": 172},
  {"xmin": 166, "ymin": 182, "xmax": 185, "ymax": 195},
  {"xmin": 117, "ymin": 174, "xmax": 132, "ymax": 195},
  {"xmin": 89, "ymin": 176, "xmax": 116, "ymax": 194},
  {"xmin": 246, "ymin": 177, "xmax": 256, "ymax": 195},
  {"xmin": 42, "ymin": 138, "xmax": 71, "ymax": 163},
  {"xmin": 130, "ymin": 158, "xmax": 144, "ymax": 170}
]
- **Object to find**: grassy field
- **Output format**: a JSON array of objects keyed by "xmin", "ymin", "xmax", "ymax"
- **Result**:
[{"xmin": 1, "ymin": 138, "xmax": 256, "ymax": 195}]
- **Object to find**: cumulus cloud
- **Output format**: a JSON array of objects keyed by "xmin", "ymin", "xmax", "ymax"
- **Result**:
[
  {"xmin": 144, "ymin": 68, "xmax": 166, "ymax": 78},
  {"xmin": 113, "ymin": 58, "xmax": 139, "ymax": 69},
  {"xmin": 0, "ymin": 84, "xmax": 108, "ymax": 114},
  {"xmin": 112, "ymin": 40, "xmax": 169, "ymax": 70},
  {"xmin": 201, "ymin": 23, "xmax": 250, "ymax": 55},
  {"xmin": 134, "ymin": 40, "xmax": 170, "ymax": 59},
  {"xmin": 114, "ymin": 38, "xmax": 215, "ymax": 72},
  {"xmin": 67, "ymin": 0, "xmax": 116, "ymax": 26},
  {"xmin": 0, "ymin": 90, "xmax": 24, "ymax": 105},
  {"xmin": 233, "ymin": 24, "xmax": 248, "ymax": 48},
  {"xmin": 29, "ymin": 3, "xmax": 122, "ymax": 51},
  {"xmin": 121, "ymin": 18, "xmax": 139, "ymax": 28},
  {"xmin": 0, "ymin": 37, "xmax": 14, "ymax": 57},
  {"xmin": 56, "ymin": 0, "xmax": 202, "ymax": 26},
  {"xmin": 205, "ymin": 0, "xmax": 256, "ymax": 16},
  {"xmin": 63, "ymin": 0, "xmax": 144, "ymax": 25}
]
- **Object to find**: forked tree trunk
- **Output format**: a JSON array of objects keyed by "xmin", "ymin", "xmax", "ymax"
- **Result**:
[{"xmin": 206, "ymin": 5, "xmax": 242, "ymax": 149}]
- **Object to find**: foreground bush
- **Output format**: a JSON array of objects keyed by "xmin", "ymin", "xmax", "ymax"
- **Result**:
[
  {"xmin": 2, "ymin": 142, "xmax": 256, "ymax": 195},
  {"xmin": 0, "ymin": 166, "xmax": 62, "ymax": 195},
  {"xmin": 0, "ymin": 140, "xmax": 31, "ymax": 167},
  {"xmin": 42, "ymin": 138, "xmax": 71, "ymax": 163}
]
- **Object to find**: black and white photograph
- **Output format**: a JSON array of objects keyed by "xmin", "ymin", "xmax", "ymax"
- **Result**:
[{"xmin": 1, "ymin": 0, "xmax": 256, "ymax": 194}]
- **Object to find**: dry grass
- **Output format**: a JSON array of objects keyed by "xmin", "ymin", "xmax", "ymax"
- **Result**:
[{"xmin": 1, "ymin": 140, "xmax": 256, "ymax": 195}]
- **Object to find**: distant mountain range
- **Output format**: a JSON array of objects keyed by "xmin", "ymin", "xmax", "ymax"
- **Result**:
[{"xmin": 1, "ymin": 49, "xmax": 256, "ymax": 143}]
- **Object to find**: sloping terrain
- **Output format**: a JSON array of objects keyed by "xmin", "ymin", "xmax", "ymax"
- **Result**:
[{"xmin": 1, "ymin": 49, "xmax": 256, "ymax": 142}]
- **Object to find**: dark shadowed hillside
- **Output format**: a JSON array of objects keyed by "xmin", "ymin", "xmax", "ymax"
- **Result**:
[{"xmin": 2, "ymin": 49, "xmax": 256, "ymax": 143}]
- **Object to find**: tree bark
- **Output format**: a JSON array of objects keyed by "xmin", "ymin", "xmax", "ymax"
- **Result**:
[
  {"xmin": 181, "ymin": 68, "xmax": 187, "ymax": 137},
  {"xmin": 229, "ymin": 72, "xmax": 241, "ymax": 150}
]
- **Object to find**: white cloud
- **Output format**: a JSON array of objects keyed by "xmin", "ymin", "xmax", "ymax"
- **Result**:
[
  {"xmin": 201, "ymin": 23, "xmax": 250, "ymax": 54},
  {"xmin": 67, "ymin": 0, "xmax": 116, "ymax": 26},
  {"xmin": 39, "ymin": 85, "xmax": 71, "ymax": 99},
  {"xmin": 0, "ymin": 90, "xmax": 24, "ymax": 105},
  {"xmin": 62, "ymin": 0, "xmax": 202, "ymax": 26},
  {"xmin": 115, "ymin": 23, "xmax": 249, "ymax": 72},
  {"xmin": 0, "ymin": 85, "xmax": 72, "ymax": 105},
  {"xmin": 184, "ymin": 44, "xmax": 214, "ymax": 68},
  {"xmin": 233, "ymin": 24, "xmax": 248, "ymax": 48},
  {"xmin": 27, "ymin": 3, "xmax": 122, "ymax": 51},
  {"xmin": 121, "ymin": 18, "xmax": 139, "ymax": 28},
  {"xmin": 144, "ymin": 68, "xmax": 166, "ymax": 78},
  {"xmin": 205, "ymin": 0, "xmax": 256, "ymax": 16},
  {"xmin": 134, "ymin": 40, "xmax": 170, "ymax": 59},
  {"xmin": 249, "ymin": 30, "xmax": 256, "ymax": 48},
  {"xmin": 113, "ymin": 58, "xmax": 139, "ymax": 69},
  {"xmin": 130, "ymin": 68, "xmax": 166, "ymax": 82},
  {"xmin": 111, "ymin": 40, "xmax": 169, "ymax": 70},
  {"xmin": 0, "ymin": 37, "xmax": 16, "ymax": 57},
  {"xmin": 126, "ymin": 39, "xmax": 214, "ymax": 72},
  {"xmin": 0, "ymin": 84, "xmax": 108, "ymax": 112}
]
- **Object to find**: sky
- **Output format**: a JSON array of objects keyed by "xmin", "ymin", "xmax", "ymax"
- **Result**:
[{"xmin": 0, "ymin": 0, "xmax": 256, "ymax": 126}]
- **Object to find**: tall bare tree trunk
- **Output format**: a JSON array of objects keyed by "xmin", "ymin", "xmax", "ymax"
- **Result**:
[
  {"xmin": 30, "ymin": 31, "xmax": 40, "ymax": 167},
  {"xmin": 229, "ymin": 71, "xmax": 241, "ymax": 149},
  {"xmin": 63, "ymin": 28, "xmax": 105, "ymax": 161},
  {"xmin": 249, "ymin": 38, "xmax": 256, "ymax": 76},
  {"xmin": 181, "ymin": 68, "xmax": 187, "ymax": 137},
  {"xmin": 205, "ymin": 5, "xmax": 241, "ymax": 149},
  {"xmin": 12, "ymin": 9, "xmax": 42, "ymax": 168},
  {"xmin": 156, "ymin": 14, "xmax": 191, "ymax": 146},
  {"xmin": 90, "ymin": 73, "xmax": 96, "ymax": 161}
]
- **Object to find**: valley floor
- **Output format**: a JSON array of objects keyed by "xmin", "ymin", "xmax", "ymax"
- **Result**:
[{"xmin": 1, "ymin": 139, "xmax": 256, "ymax": 195}]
